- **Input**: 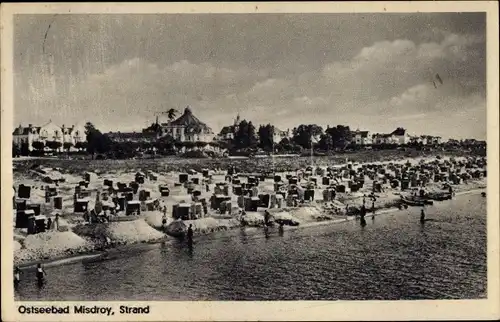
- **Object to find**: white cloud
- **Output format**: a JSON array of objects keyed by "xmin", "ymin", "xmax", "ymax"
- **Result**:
[{"xmin": 15, "ymin": 32, "xmax": 486, "ymax": 139}]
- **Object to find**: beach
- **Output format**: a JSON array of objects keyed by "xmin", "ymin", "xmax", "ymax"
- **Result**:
[
  {"xmin": 15, "ymin": 192, "xmax": 487, "ymax": 300},
  {"xmin": 12, "ymin": 153, "xmax": 487, "ymax": 268}
]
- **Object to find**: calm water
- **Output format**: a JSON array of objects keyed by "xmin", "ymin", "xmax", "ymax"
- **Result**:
[{"xmin": 16, "ymin": 194, "xmax": 487, "ymax": 301}]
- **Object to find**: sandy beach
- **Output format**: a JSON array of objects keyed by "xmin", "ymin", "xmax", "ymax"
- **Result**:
[{"xmin": 11, "ymin": 153, "xmax": 487, "ymax": 268}]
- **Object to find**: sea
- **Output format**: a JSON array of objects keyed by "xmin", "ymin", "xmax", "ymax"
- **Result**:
[{"xmin": 15, "ymin": 193, "xmax": 487, "ymax": 301}]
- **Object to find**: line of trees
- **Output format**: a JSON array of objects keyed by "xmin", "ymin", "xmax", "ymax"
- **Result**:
[{"xmin": 216, "ymin": 119, "xmax": 356, "ymax": 155}]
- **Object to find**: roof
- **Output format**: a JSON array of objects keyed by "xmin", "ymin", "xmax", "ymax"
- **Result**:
[
  {"xmin": 352, "ymin": 130, "xmax": 370, "ymax": 138},
  {"xmin": 13, "ymin": 123, "xmax": 82, "ymax": 136},
  {"xmin": 219, "ymin": 125, "xmax": 235, "ymax": 135},
  {"xmin": 373, "ymin": 133, "xmax": 393, "ymax": 138},
  {"xmin": 13, "ymin": 127, "xmax": 30, "ymax": 135},
  {"xmin": 391, "ymin": 128, "xmax": 406, "ymax": 136},
  {"xmin": 13, "ymin": 126, "xmax": 41, "ymax": 135},
  {"xmin": 168, "ymin": 107, "xmax": 213, "ymax": 133}
]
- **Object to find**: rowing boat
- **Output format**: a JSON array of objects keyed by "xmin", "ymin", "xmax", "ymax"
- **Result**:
[{"xmin": 400, "ymin": 195, "xmax": 433, "ymax": 207}]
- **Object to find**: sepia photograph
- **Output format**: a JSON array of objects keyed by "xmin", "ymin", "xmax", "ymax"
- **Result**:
[{"xmin": 1, "ymin": 2, "xmax": 499, "ymax": 321}]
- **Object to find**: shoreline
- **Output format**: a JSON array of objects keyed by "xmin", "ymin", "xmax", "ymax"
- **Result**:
[{"xmin": 14, "ymin": 186, "xmax": 486, "ymax": 270}]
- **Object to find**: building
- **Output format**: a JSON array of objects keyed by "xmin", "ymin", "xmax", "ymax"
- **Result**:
[
  {"xmin": 409, "ymin": 135, "xmax": 426, "ymax": 145},
  {"xmin": 372, "ymin": 133, "xmax": 395, "ymax": 145},
  {"xmin": 372, "ymin": 127, "xmax": 408, "ymax": 145},
  {"xmin": 156, "ymin": 106, "xmax": 215, "ymax": 142},
  {"xmin": 272, "ymin": 127, "xmax": 291, "ymax": 144},
  {"xmin": 390, "ymin": 127, "xmax": 409, "ymax": 145},
  {"xmin": 409, "ymin": 135, "xmax": 442, "ymax": 145},
  {"xmin": 351, "ymin": 129, "xmax": 372, "ymax": 145},
  {"xmin": 216, "ymin": 114, "xmax": 241, "ymax": 141},
  {"xmin": 12, "ymin": 121, "xmax": 86, "ymax": 152},
  {"xmin": 426, "ymin": 135, "xmax": 442, "ymax": 145},
  {"xmin": 62, "ymin": 124, "xmax": 86, "ymax": 146}
]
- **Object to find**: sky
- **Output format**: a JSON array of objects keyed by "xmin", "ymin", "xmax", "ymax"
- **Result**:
[{"xmin": 14, "ymin": 13, "xmax": 487, "ymax": 139}]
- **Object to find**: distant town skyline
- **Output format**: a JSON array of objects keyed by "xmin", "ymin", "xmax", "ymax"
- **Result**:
[{"xmin": 14, "ymin": 13, "xmax": 486, "ymax": 140}]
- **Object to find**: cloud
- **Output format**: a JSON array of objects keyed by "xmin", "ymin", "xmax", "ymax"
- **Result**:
[
  {"xmin": 15, "ymin": 32, "xmax": 486, "ymax": 139},
  {"xmin": 388, "ymin": 113, "xmax": 427, "ymax": 121}
]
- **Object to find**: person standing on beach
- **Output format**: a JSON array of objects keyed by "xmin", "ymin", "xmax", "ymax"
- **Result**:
[
  {"xmin": 162, "ymin": 212, "xmax": 167, "ymax": 228},
  {"xmin": 105, "ymin": 236, "xmax": 112, "ymax": 248},
  {"xmin": 14, "ymin": 266, "xmax": 21, "ymax": 287},
  {"xmin": 360, "ymin": 204, "xmax": 366, "ymax": 219},
  {"xmin": 264, "ymin": 210, "xmax": 271, "ymax": 226},
  {"xmin": 36, "ymin": 263, "xmax": 47, "ymax": 286},
  {"xmin": 187, "ymin": 224, "xmax": 194, "ymax": 246},
  {"xmin": 278, "ymin": 222, "xmax": 284, "ymax": 236}
]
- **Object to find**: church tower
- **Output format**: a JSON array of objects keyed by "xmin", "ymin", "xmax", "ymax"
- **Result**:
[{"xmin": 234, "ymin": 113, "xmax": 241, "ymax": 132}]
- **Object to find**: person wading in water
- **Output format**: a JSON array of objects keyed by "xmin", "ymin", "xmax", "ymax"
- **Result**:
[
  {"xmin": 36, "ymin": 263, "xmax": 47, "ymax": 286},
  {"xmin": 420, "ymin": 208, "xmax": 426, "ymax": 224}
]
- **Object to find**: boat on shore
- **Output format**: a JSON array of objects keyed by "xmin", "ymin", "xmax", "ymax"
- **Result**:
[
  {"xmin": 426, "ymin": 191, "xmax": 453, "ymax": 201},
  {"xmin": 400, "ymin": 195, "xmax": 434, "ymax": 207}
]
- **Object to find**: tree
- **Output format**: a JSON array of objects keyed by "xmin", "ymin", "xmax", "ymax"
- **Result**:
[
  {"xmin": 20, "ymin": 142, "xmax": 30, "ymax": 156},
  {"xmin": 233, "ymin": 119, "xmax": 257, "ymax": 150},
  {"xmin": 140, "ymin": 141, "xmax": 152, "ymax": 151},
  {"xmin": 183, "ymin": 141, "xmax": 196, "ymax": 150},
  {"xmin": 12, "ymin": 144, "xmax": 20, "ymax": 157},
  {"xmin": 258, "ymin": 124, "xmax": 274, "ymax": 152},
  {"xmin": 325, "ymin": 125, "xmax": 353, "ymax": 150},
  {"xmin": 195, "ymin": 141, "xmax": 208, "ymax": 149},
  {"xmin": 111, "ymin": 141, "xmax": 136, "ymax": 159},
  {"xmin": 233, "ymin": 120, "xmax": 247, "ymax": 149},
  {"xmin": 45, "ymin": 140, "xmax": 62, "ymax": 152},
  {"xmin": 247, "ymin": 121, "xmax": 258, "ymax": 149},
  {"xmin": 276, "ymin": 137, "xmax": 303, "ymax": 154},
  {"xmin": 154, "ymin": 134, "xmax": 175, "ymax": 154},
  {"xmin": 32, "ymin": 141, "xmax": 45, "ymax": 152},
  {"xmin": 174, "ymin": 140, "xmax": 184, "ymax": 152},
  {"xmin": 85, "ymin": 122, "xmax": 112, "ymax": 156},
  {"xmin": 318, "ymin": 134, "xmax": 333, "ymax": 152},
  {"xmin": 292, "ymin": 124, "xmax": 323, "ymax": 149},
  {"xmin": 167, "ymin": 108, "xmax": 178, "ymax": 121}
]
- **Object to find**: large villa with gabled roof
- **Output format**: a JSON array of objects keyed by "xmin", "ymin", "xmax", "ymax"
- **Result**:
[
  {"xmin": 141, "ymin": 106, "xmax": 215, "ymax": 143},
  {"xmin": 12, "ymin": 121, "xmax": 86, "ymax": 152}
]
